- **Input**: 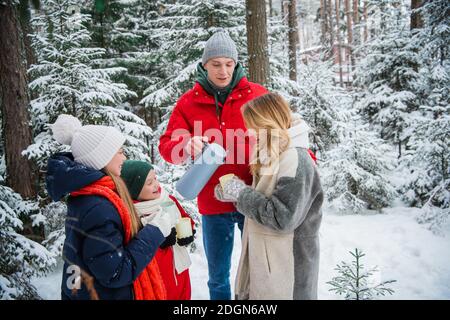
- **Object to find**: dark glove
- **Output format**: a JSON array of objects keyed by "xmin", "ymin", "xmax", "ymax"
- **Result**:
[
  {"xmin": 160, "ymin": 227, "xmax": 177, "ymax": 249},
  {"xmin": 177, "ymin": 229, "xmax": 196, "ymax": 247}
]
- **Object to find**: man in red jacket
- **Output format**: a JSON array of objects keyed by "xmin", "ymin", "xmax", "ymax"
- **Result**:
[{"xmin": 159, "ymin": 30, "xmax": 268, "ymax": 300}]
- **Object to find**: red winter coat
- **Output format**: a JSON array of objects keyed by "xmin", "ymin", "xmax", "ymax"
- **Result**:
[
  {"xmin": 159, "ymin": 77, "xmax": 268, "ymax": 214},
  {"xmin": 154, "ymin": 195, "xmax": 195, "ymax": 300}
]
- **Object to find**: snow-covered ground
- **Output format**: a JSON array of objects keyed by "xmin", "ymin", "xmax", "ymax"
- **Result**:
[
  {"xmin": 32, "ymin": 203, "xmax": 450, "ymax": 300},
  {"xmin": 319, "ymin": 204, "xmax": 450, "ymax": 299}
]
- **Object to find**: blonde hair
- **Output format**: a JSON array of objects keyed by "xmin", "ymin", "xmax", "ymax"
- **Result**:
[
  {"xmin": 242, "ymin": 92, "xmax": 292, "ymax": 179},
  {"xmin": 105, "ymin": 169, "xmax": 142, "ymax": 237}
]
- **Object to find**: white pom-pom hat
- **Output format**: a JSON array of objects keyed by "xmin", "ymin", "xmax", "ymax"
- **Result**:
[{"xmin": 50, "ymin": 114, "xmax": 126, "ymax": 170}]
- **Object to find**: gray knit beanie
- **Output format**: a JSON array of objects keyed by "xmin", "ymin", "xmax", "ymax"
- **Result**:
[
  {"xmin": 50, "ymin": 114, "xmax": 125, "ymax": 170},
  {"xmin": 202, "ymin": 30, "xmax": 238, "ymax": 65}
]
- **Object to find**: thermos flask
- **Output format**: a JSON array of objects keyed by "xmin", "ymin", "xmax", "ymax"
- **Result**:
[{"xmin": 175, "ymin": 142, "xmax": 227, "ymax": 200}]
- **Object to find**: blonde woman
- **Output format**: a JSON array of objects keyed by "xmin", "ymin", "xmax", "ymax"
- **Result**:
[
  {"xmin": 215, "ymin": 93, "xmax": 323, "ymax": 300},
  {"xmin": 46, "ymin": 114, "xmax": 172, "ymax": 300}
]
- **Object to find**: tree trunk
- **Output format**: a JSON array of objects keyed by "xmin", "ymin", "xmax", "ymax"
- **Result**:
[
  {"xmin": 335, "ymin": 0, "xmax": 344, "ymax": 87},
  {"xmin": 363, "ymin": 0, "xmax": 368, "ymax": 42},
  {"xmin": 18, "ymin": 0, "xmax": 37, "ymax": 69},
  {"xmin": 282, "ymin": 0, "xmax": 289, "ymax": 23},
  {"xmin": 0, "ymin": 3, "xmax": 36, "ymax": 198},
  {"xmin": 320, "ymin": 0, "xmax": 328, "ymax": 45},
  {"xmin": 352, "ymin": 0, "xmax": 360, "ymax": 48},
  {"xmin": 344, "ymin": 0, "xmax": 354, "ymax": 76},
  {"xmin": 409, "ymin": 0, "xmax": 423, "ymax": 74},
  {"xmin": 246, "ymin": 0, "xmax": 270, "ymax": 86},
  {"xmin": 327, "ymin": 0, "xmax": 335, "ymax": 57},
  {"xmin": 287, "ymin": 0, "xmax": 299, "ymax": 81},
  {"xmin": 410, "ymin": 0, "xmax": 423, "ymax": 30}
]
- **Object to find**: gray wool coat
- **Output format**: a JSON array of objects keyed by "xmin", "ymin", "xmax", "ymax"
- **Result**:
[{"xmin": 234, "ymin": 114, "xmax": 324, "ymax": 300}]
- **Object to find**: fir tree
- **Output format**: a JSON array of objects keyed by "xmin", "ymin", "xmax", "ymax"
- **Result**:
[
  {"xmin": 401, "ymin": 0, "xmax": 450, "ymax": 232},
  {"xmin": 354, "ymin": 1, "xmax": 421, "ymax": 157},
  {"xmin": 41, "ymin": 201, "xmax": 67, "ymax": 257},
  {"xmin": 86, "ymin": 0, "xmax": 162, "ymax": 109},
  {"xmin": 1, "ymin": 87, "xmax": 54, "ymax": 299},
  {"xmin": 25, "ymin": 0, "xmax": 151, "ymax": 172},
  {"xmin": 295, "ymin": 61, "xmax": 350, "ymax": 155},
  {"xmin": 401, "ymin": 112, "xmax": 449, "ymax": 210},
  {"xmin": 140, "ymin": 0, "xmax": 248, "ymax": 121},
  {"xmin": 327, "ymin": 248, "xmax": 396, "ymax": 300},
  {"xmin": 323, "ymin": 120, "xmax": 397, "ymax": 213},
  {"xmin": 0, "ymin": 184, "xmax": 56, "ymax": 299}
]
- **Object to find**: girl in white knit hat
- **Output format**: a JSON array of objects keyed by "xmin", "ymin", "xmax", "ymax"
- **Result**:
[{"xmin": 46, "ymin": 114, "xmax": 172, "ymax": 300}]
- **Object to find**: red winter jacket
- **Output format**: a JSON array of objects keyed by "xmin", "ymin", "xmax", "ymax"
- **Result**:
[
  {"xmin": 154, "ymin": 195, "xmax": 194, "ymax": 300},
  {"xmin": 159, "ymin": 77, "xmax": 268, "ymax": 214}
]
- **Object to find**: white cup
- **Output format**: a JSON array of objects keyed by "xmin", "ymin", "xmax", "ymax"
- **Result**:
[
  {"xmin": 219, "ymin": 173, "xmax": 235, "ymax": 189},
  {"xmin": 176, "ymin": 217, "xmax": 193, "ymax": 239}
]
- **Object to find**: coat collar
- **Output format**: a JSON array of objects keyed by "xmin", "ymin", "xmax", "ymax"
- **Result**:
[
  {"xmin": 288, "ymin": 113, "xmax": 310, "ymax": 149},
  {"xmin": 191, "ymin": 77, "xmax": 252, "ymax": 105}
]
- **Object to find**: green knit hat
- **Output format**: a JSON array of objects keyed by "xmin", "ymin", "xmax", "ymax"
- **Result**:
[{"xmin": 121, "ymin": 160, "xmax": 154, "ymax": 200}]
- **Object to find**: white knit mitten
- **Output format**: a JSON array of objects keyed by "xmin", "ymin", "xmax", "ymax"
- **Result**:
[
  {"xmin": 214, "ymin": 184, "xmax": 236, "ymax": 202},
  {"xmin": 141, "ymin": 212, "xmax": 173, "ymax": 237},
  {"xmin": 221, "ymin": 177, "xmax": 247, "ymax": 202}
]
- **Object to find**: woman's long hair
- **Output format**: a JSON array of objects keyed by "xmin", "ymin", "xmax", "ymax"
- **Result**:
[
  {"xmin": 242, "ymin": 92, "xmax": 292, "ymax": 180},
  {"xmin": 104, "ymin": 169, "xmax": 142, "ymax": 237}
]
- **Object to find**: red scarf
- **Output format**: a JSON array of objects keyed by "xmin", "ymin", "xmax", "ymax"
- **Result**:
[{"xmin": 71, "ymin": 176, "xmax": 167, "ymax": 300}]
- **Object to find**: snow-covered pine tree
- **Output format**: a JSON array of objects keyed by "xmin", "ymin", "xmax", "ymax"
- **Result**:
[
  {"xmin": 414, "ymin": 179, "xmax": 450, "ymax": 236},
  {"xmin": 269, "ymin": 5, "xmax": 339, "ymax": 154},
  {"xmin": 400, "ymin": 0, "xmax": 450, "ymax": 233},
  {"xmin": 1, "ymin": 95, "xmax": 54, "ymax": 299},
  {"xmin": 295, "ymin": 60, "xmax": 350, "ymax": 155},
  {"xmin": 269, "ymin": 3, "xmax": 397, "ymax": 214},
  {"xmin": 354, "ymin": 0, "xmax": 421, "ymax": 158},
  {"xmin": 40, "ymin": 201, "xmax": 67, "ymax": 257},
  {"xmin": 364, "ymin": 0, "xmax": 408, "ymax": 39},
  {"xmin": 0, "ymin": 184, "xmax": 56, "ymax": 299},
  {"xmin": 25, "ymin": 0, "xmax": 152, "ymax": 171},
  {"xmin": 268, "ymin": 7, "xmax": 351, "ymax": 160},
  {"xmin": 327, "ymin": 248, "xmax": 396, "ymax": 300},
  {"xmin": 401, "ymin": 112, "xmax": 449, "ymax": 210},
  {"xmin": 414, "ymin": 0, "xmax": 449, "ymax": 88},
  {"xmin": 83, "ymin": 0, "xmax": 162, "ymax": 117},
  {"xmin": 109, "ymin": 1, "xmax": 161, "ymax": 109},
  {"xmin": 141, "ymin": 0, "xmax": 247, "ymax": 119},
  {"xmin": 322, "ymin": 120, "xmax": 397, "ymax": 213}
]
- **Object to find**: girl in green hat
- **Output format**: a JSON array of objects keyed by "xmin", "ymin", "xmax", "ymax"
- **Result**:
[{"xmin": 121, "ymin": 160, "xmax": 195, "ymax": 300}]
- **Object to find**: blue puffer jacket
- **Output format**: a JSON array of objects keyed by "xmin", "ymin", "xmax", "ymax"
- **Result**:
[{"xmin": 46, "ymin": 152, "xmax": 165, "ymax": 300}]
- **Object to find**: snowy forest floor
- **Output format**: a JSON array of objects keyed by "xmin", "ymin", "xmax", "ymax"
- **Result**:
[{"xmin": 32, "ymin": 202, "xmax": 450, "ymax": 300}]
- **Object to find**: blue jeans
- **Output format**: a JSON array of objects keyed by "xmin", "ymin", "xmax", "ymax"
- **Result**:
[{"xmin": 202, "ymin": 211, "xmax": 245, "ymax": 300}]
